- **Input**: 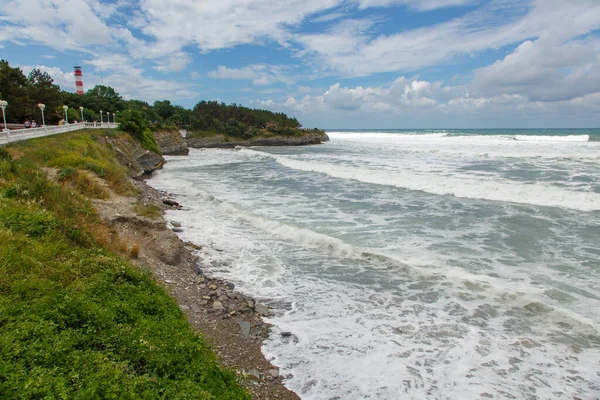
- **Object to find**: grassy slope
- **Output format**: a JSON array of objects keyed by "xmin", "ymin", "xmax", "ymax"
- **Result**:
[{"xmin": 0, "ymin": 131, "xmax": 249, "ymax": 399}]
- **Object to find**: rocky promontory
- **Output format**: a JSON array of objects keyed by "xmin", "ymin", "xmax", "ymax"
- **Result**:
[
  {"xmin": 186, "ymin": 131, "xmax": 329, "ymax": 149},
  {"xmin": 153, "ymin": 129, "xmax": 189, "ymax": 155}
]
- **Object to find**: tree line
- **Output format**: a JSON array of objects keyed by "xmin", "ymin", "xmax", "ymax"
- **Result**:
[{"xmin": 0, "ymin": 59, "xmax": 305, "ymax": 136}]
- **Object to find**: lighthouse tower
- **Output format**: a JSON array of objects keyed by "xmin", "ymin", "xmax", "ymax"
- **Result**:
[{"xmin": 74, "ymin": 66, "xmax": 84, "ymax": 95}]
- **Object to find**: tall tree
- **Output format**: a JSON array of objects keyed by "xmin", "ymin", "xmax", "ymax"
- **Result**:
[
  {"xmin": 0, "ymin": 59, "xmax": 30, "ymax": 123},
  {"xmin": 153, "ymin": 100, "xmax": 174, "ymax": 122},
  {"xmin": 27, "ymin": 69, "xmax": 61, "ymax": 123}
]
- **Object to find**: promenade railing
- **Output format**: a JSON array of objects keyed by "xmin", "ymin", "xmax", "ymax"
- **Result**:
[{"xmin": 0, "ymin": 122, "xmax": 118, "ymax": 146}]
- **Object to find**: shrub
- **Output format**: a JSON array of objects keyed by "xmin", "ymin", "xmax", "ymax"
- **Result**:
[{"xmin": 118, "ymin": 110, "xmax": 161, "ymax": 154}]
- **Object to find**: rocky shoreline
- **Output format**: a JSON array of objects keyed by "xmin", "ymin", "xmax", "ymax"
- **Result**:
[
  {"xmin": 186, "ymin": 131, "xmax": 329, "ymax": 148},
  {"xmin": 93, "ymin": 130, "xmax": 301, "ymax": 399}
]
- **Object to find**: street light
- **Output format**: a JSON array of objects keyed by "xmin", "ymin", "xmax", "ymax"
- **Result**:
[
  {"xmin": 106, "ymin": 111, "xmax": 110, "ymax": 124},
  {"xmin": 100, "ymin": 110, "xmax": 103, "ymax": 124},
  {"xmin": 38, "ymin": 103, "xmax": 46, "ymax": 131},
  {"xmin": 63, "ymin": 105, "xmax": 69, "ymax": 125},
  {"xmin": 112, "ymin": 113, "xmax": 115, "ymax": 124},
  {"xmin": 0, "ymin": 100, "xmax": 8, "ymax": 136},
  {"xmin": 79, "ymin": 106, "xmax": 84, "ymax": 122}
]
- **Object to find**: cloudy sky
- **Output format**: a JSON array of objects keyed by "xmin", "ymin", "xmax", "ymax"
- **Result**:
[{"xmin": 1, "ymin": 0, "xmax": 600, "ymax": 128}]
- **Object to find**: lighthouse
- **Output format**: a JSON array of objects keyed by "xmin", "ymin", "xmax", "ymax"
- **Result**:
[{"xmin": 74, "ymin": 66, "xmax": 84, "ymax": 95}]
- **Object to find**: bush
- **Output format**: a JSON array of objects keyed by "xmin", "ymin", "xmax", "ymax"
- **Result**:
[{"xmin": 117, "ymin": 110, "xmax": 161, "ymax": 154}]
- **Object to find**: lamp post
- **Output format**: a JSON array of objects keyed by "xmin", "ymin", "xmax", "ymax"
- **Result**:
[
  {"xmin": 106, "ymin": 111, "xmax": 110, "ymax": 124},
  {"xmin": 0, "ymin": 100, "xmax": 8, "ymax": 137},
  {"xmin": 100, "ymin": 110, "xmax": 103, "ymax": 125},
  {"xmin": 112, "ymin": 113, "xmax": 115, "ymax": 125},
  {"xmin": 79, "ymin": 106, "xmax": 84, "ymax": 123},
  {"xmin": 63, "ymin": 105, "xmax": 69, "ymax": 125},
  {"xmin": 38, "ymin": 103, "xmax": 46, "ymax": 132}
]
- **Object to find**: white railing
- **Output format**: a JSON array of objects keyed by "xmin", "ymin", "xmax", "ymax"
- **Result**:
[{"xmin": 0, "ymin": 122, "xmax": 118, "ymax": 146}]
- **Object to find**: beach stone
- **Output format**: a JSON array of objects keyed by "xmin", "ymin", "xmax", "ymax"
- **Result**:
[
  {"xmin": 247, "ymin": 300, "xmax": 255, "ymax": 309},
  {"xmin": 172, "ymin": 228, "xmax": 184, "ymax": 233},
  {"xmin": 255, "ymin": 303, "xmax": 270, "ymax": 316},
  {"xmin": 255, "ymin": 320, "xmax": 264, "ymax": 326},
  {"xmin": 268, "ymin": 369, "xmax": 280, "ymax": 378},
  {"xmin": 238, "ymin": 321, "xmax": 251, "ymax": 339},
  {"xmin": 190, "ymin": 303, "xmax": 201, "ymax": 313},
  {"xmin": 202, "ymin": 295, "xmax": 211, "ymax": 300},
  {"xmin": 179, "ymin": 305, "xmax": 190, "ymax": 311},
  {"xmin": 192, "ymin": 264, "xmax": 203, "ymax": 275},
  {"xmin": 218, "ymin": 295, "xmax": 229, "ymax": 303},
  {"xmin": 225, "ymin": 282, "xmax": 235, "ymax": 290},
  {"xmin": 209, "ymin": 284, "xmax": 218, "ymax": 290},
  {"xmin": 280, "ymin": 331, "xmax": 292, "ymax": 337},
  {"xmin": 212, "ymin": 301, "xmax": 224, "ymax": 311},
  {"xmin": 226, "ymin": 290, "xmax": 237, "ymax": 299},
  {"xmin": 249, "ymin": 369, "xmax": 261, "ymax": 380},
  {"xmin": 171, "ymin": 221, "xmax": 182, "ymax": 227}
]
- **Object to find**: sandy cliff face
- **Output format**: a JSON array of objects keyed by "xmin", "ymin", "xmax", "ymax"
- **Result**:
[{"xmin": 186, "ymin": 131, "xmax": 329, "ymax": 149}]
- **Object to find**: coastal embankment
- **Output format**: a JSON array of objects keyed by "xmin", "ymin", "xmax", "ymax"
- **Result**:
[{"xmin": 0, "ymin": 128, "xmax": 304, "ymax": 399}]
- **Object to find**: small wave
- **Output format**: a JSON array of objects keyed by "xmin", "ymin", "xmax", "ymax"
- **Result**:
[{"xmin": 511, "ymin": 134, "xmax": 589, "ymax": 142}]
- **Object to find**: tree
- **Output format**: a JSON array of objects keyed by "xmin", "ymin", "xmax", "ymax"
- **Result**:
[
  {"xmin": 0, "ymin": 59, "xmax": 30, "ymax": 123},
  {"xmin": 153, "ymin": 100, "xmax": 174, "ymax": 122},
  {"xmin": 27, "ymin": 69, "xmax": 61, "ymax": 123}
]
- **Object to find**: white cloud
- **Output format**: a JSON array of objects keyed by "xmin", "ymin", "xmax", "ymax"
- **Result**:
[
  {"xmin": 356, "ymin": 0, "xmax": 477, "ymax": 11},
  {"xmin": 190, "ymin": 71, "xmax": 201, "ymax": 80},
  {"xmin": 153, "ymin": 52, "xmax": 192, "ymax": 72},
  {"xmin": 268, "ymin": 73, "xmax": 600, "ymax": 127},
  {"xmin": 0, "ymin": 0, "xmax": 113, "ymax": 50},
  {"xmin": 295, "ymin": 0, "xmax": 600, "ymax": 77},
  {"xmin": 208, "ymin": 64, "xmax": 293, "ymax": 86},
  {"xmin": 473, "ymin": 36, "xmax": 600, "ymax": 102},
  {"xmin": 135, "ymin": 0, "xmax": 341, "ymax": 52}
]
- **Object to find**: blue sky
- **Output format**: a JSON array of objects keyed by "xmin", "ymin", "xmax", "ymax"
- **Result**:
[{"xmin": 1, "ymin": 0, "xmax": 600, "ymax": 128}]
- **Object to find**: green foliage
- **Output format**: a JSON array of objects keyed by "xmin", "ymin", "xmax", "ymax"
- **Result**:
[
  {"xmin": 0, "ymin": 133, "xmax": 250, "ymax": 400},
  {"xmin": 117, "ymin": 109, "xmax": 149, "ymax": 135},
  {"xmin": 118, "ymin": 109, "xmax": 161, "ymax": 154},
  {"xmin": 0, "ymin": 58, "xmax": 314, "ymax": 136},
  {"xmin": 191, "ymin": 101, "xmax": 301, "ymax": 136},
  {"xmin": 0, "ymin": 59, "xmax": 30, "ymax": 123}
]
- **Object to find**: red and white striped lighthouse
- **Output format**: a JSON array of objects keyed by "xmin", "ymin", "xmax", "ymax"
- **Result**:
[{"xmin": 74, "ymin": 66, "xmax": 84, "ymax": 95}]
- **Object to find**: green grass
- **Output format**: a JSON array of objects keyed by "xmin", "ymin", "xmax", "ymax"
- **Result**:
[{"xmin": 0, "ymin": 132, "xmax": 250, "ymax": 399}]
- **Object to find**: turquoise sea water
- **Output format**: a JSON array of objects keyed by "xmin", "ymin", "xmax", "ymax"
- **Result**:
[{"xmin": 148, "ymin": 129, "xmax": 600, "ymax": 399}]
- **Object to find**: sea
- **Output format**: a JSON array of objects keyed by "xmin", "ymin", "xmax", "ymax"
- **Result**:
[{"xmin": 147, "ymin": 129, "xmax": 600, "ymax": 399}]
